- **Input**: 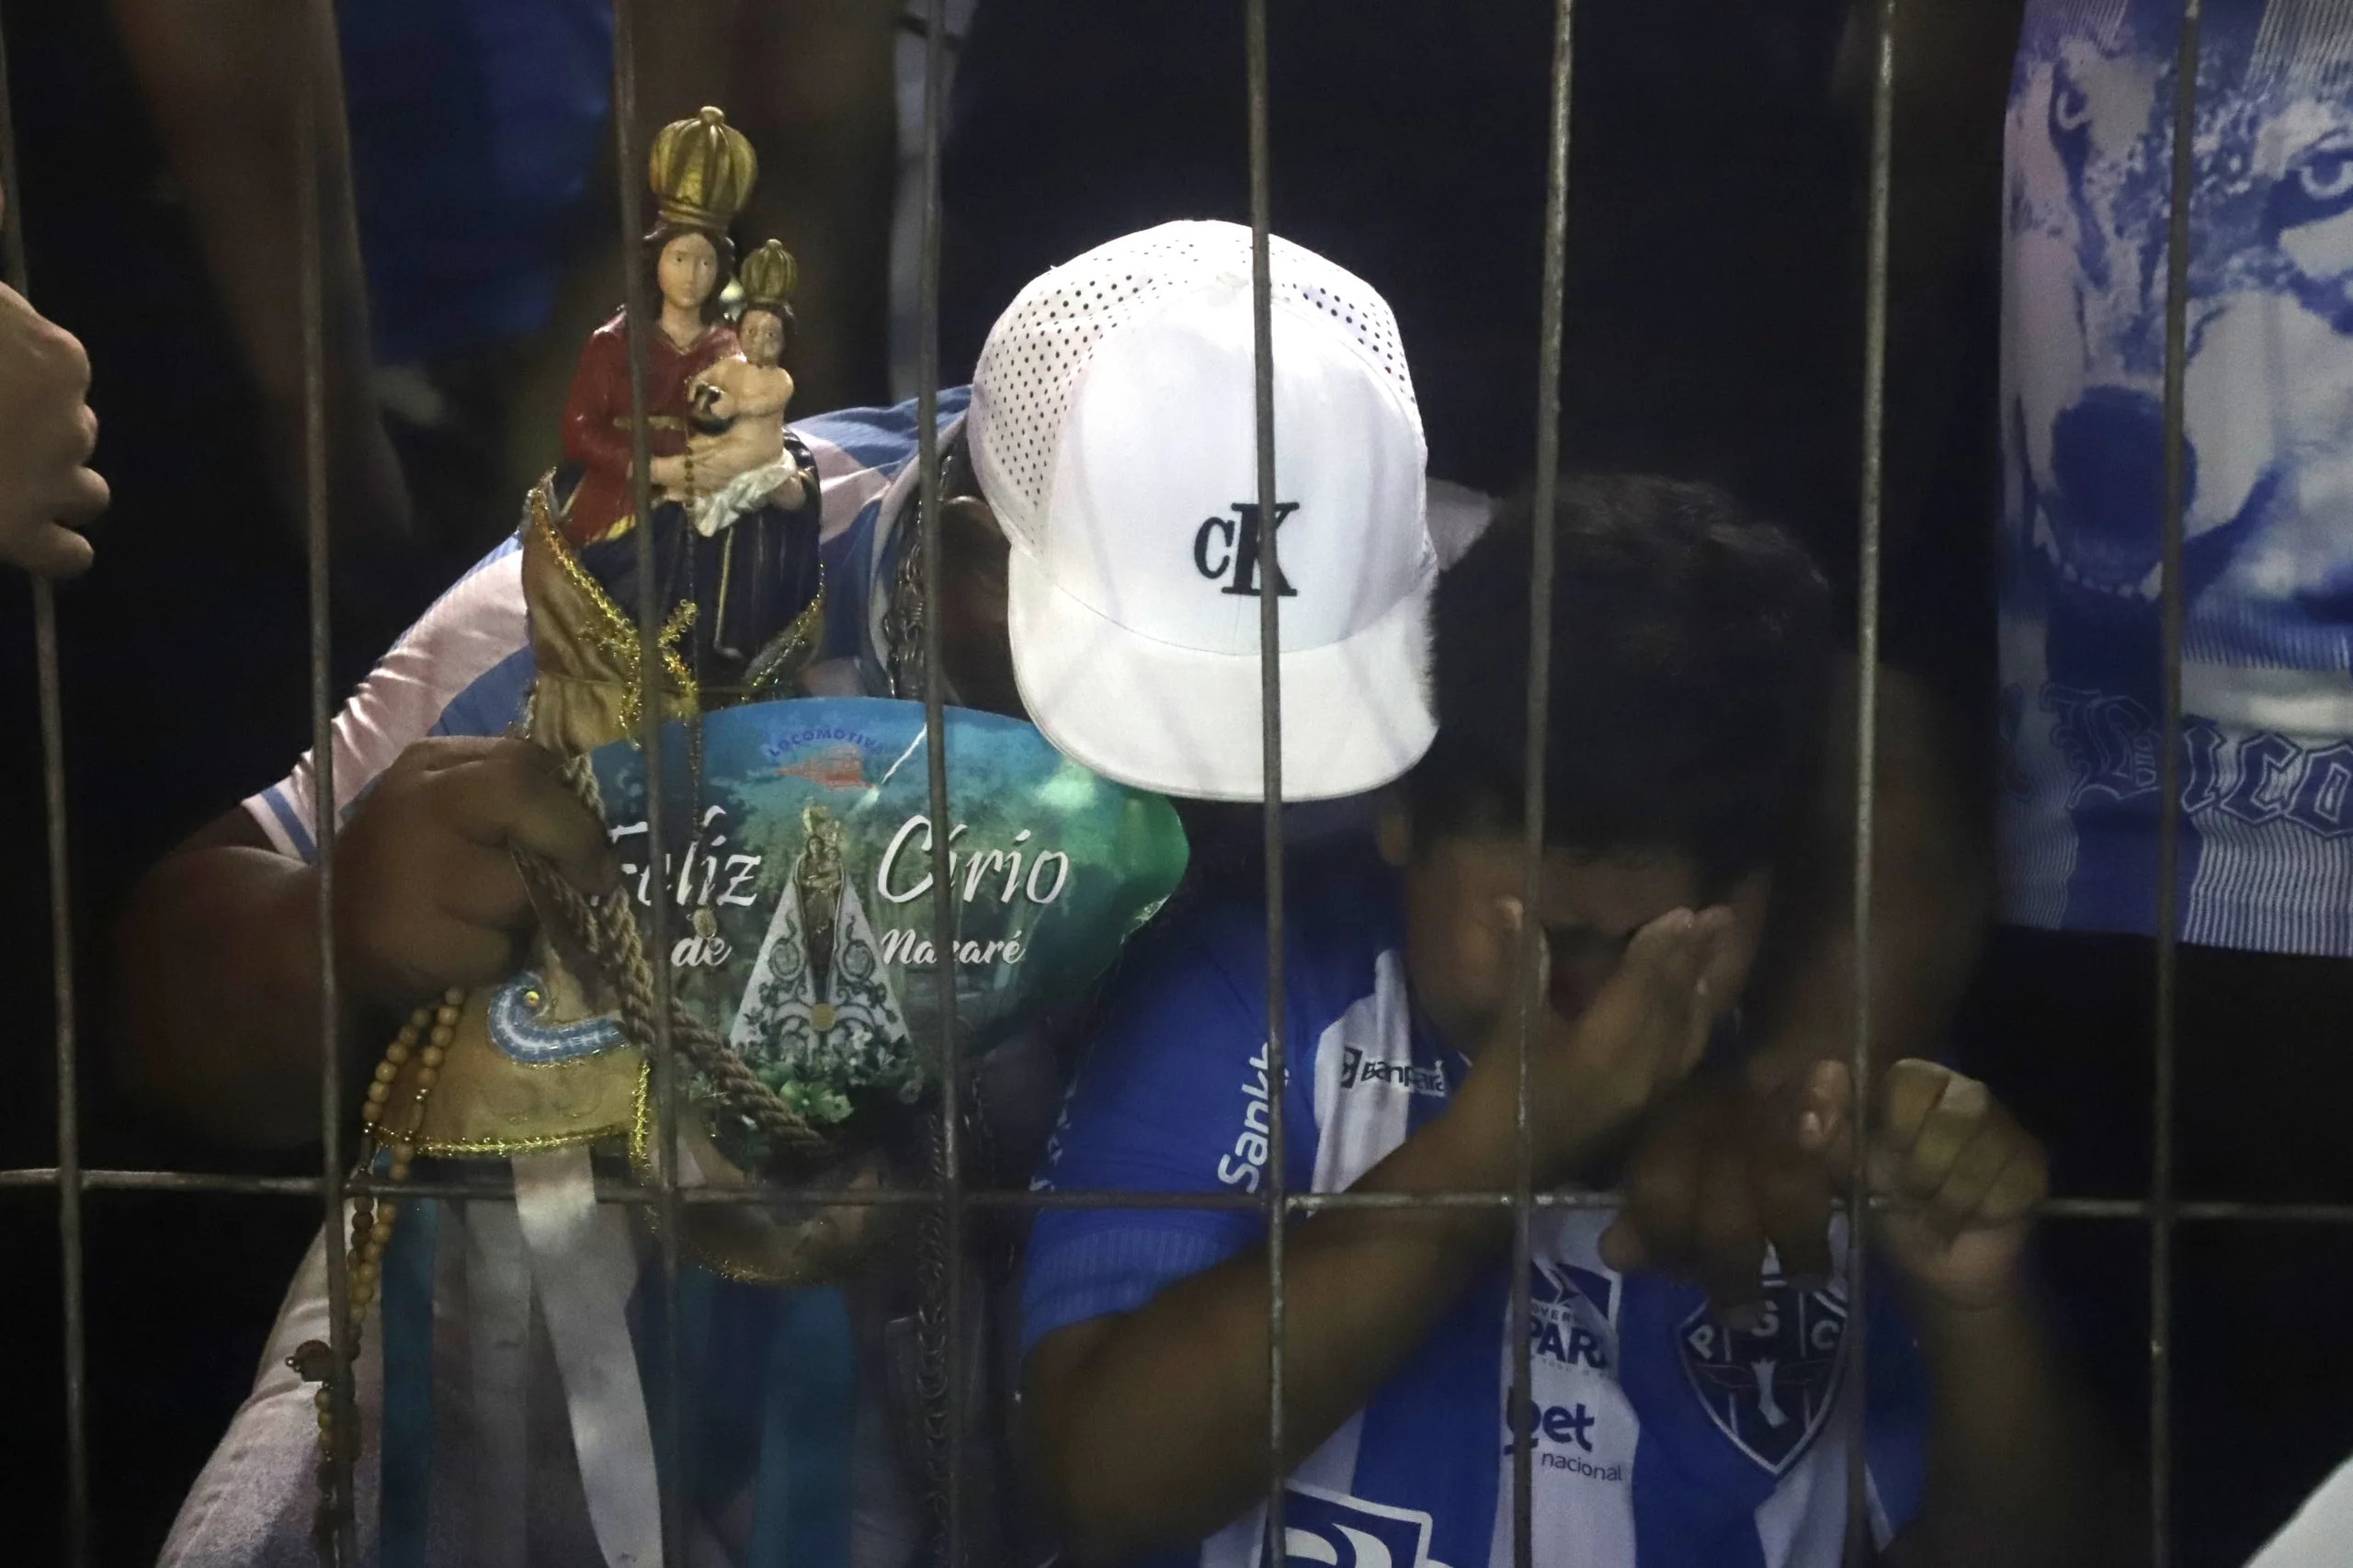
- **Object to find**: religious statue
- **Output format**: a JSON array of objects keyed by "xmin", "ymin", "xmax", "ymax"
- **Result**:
[
  {"xmin": 555, "ymin": 107, "xmax": 751, "ymax": 551},
  {"xmin": 551, "ymin": 107, "xmax": 825, "ymax": 700},
  {"xmin": 324, "ymin": 108, "xmax": 839, "ymax": 1228},
  {"xmin": 290, "ymin": 104, "xmax": 1183, "ymax": 1568}
]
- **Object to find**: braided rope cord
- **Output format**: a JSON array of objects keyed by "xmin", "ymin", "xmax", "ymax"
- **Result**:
[{"xmin": 515, "ymin": 753, "xmax": 834, "ymax": 1165}]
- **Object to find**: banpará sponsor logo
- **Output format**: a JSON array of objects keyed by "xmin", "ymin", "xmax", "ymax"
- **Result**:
[
  {"xmin": 1528, "ymin": 1258, "xmax": 1616, "ymax": 1370},
  {"xmin": 1529, "ymin": 1304, "xmax": 1608, "ymax": 1370},
  {"xmin": 1338, "ymin": 1046, "xmax": 1447, "ymax": 1097}
]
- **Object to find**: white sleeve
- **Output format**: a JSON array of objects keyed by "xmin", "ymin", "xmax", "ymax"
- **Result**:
[
  {"xmin": 243, "ymin": 540, "xmax": 531, "ymax": 860},
  {"xmin": 796, "ymin": 421, "xmax": 904, "ymax": 544},
  {"xmin": 2246, "ymin": 1453, "xmax": 2353, "ymax": 1567}
]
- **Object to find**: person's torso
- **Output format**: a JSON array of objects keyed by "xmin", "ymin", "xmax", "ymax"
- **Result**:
[
  {"xmin": 2000, "ymin": 0, "xmax": 2353, "ymax": 955},
  {"xmin": 1128, "ymin": 870, "xmax": 1921, "ymax": 1568}
]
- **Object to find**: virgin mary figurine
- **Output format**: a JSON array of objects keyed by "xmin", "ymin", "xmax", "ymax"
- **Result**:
[
  {"xmin": 551, "ymin": 107, "xmax": 824, "ymax": 701},
  {"xmin": 557, "ymin": 106, "xmax": 751, "ymax": 551}
]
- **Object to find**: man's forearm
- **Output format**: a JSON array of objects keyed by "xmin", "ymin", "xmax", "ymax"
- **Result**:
[
  {"xmin": 1032, "ymin": 1112, "xmax": 1514, "ymax": 1562},
  {"xmin": 112, "ymin": 831, "xmax": 339, "ymax": 1148},
  {"xmin": 109, "ymin": 0, "xmax": 371, "ymax": 407},
  {"xmin": 1900, "ymin": 1294, "xmax": 2127, "ymax": 1568},
  {"xmin": 1748, "ymin": 663, "xmax": 1988, "ymax": 1089}
]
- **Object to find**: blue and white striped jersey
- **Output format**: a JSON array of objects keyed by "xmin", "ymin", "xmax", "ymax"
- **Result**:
[
  {"xmin": 244, "ymin": 392, "xmax": 968, "ymax": 857},
  {"xmin": 1025, "ymin": 856, "xmax": 1930, "ymax": 1568},
  {"xmin": 2000, "ymin": 0, "xmax": 2353, "ymax": 955}
]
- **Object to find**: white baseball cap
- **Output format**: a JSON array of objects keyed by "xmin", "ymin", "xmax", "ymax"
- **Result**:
[{"xmin": 969, "ymin": 220, "xmax": 1437, "ymax": 802}]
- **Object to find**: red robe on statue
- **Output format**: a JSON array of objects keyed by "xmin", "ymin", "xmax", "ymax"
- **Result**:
[{"xmin": 558, "ymin": 309, "xmax": 740, "ymax": 545}]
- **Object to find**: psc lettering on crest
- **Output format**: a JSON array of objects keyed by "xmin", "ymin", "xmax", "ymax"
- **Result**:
[{"xmin": 1677, "ymin": 1278, "xmax": 1847, "ymax": 1474}]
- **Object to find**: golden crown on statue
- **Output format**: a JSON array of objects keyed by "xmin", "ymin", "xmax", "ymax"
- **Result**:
[
  {"xmin": 650, "ymin": 106, "xmax": 757, "ymax": 233},
  {"xmin": 739, "ymin": 239, "xmax": 799, "ymax": 313}
]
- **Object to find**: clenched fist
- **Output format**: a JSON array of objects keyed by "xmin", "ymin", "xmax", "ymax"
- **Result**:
[
  {"xmin": 333, "ymin": 737, "xmax": 619, "ymax": 1008},
  {"xmin": 0, "ymin": 200, "xmax": 105, "ymax": 580},
  {"xmin": 1802, "ymin": 1058, "xmax": 2048, "ymax": 1312}
]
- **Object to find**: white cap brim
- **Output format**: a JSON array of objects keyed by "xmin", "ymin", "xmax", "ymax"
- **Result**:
[{"xmin": 1006, "ymin": 545, "xmax": 1437, "ymax": 802}]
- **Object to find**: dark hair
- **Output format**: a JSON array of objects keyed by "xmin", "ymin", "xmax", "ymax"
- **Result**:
[
  {"xmin": 642, "ymin": 221, "xmax": 737, "ymax": 326},
  {"xmin": 736, "ymin": 301, "xmax": 798, "ymax": 348},
  {"xmin": 1410, "ymin": 474, "xmax": 1834, "ymax": 890}
]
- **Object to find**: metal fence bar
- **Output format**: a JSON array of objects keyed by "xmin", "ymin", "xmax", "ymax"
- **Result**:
[
  {"xmin": 292, "ymin": 7, "xmax": 361, "ymax": 1558},
  {"xmin": 0, "ymin": 13, "xmax": 90, "ymax": 1562},
  {"xmin": 9, "ymin": 1167, "xmax": 2351, "ymax": 1223},
  {"xmin": 913, "ymin": 0, "xmax": 967, "ymax": 1557},
  {"xmin": 1240, "ymin": 4, "xmax": 1292, "ymax": 1563},
  {"xmin": 36, "ymin": 540, "xmax": 86, "ymax": 1568},
  {"xmin": 1845, "ymin": 0, "xmax": 1898, "ymax": 1555},
  {"xmin": 605, "ymin": 6, "xmax": 689, "ymax": 1558},
  {"xmin": 1511, "ymin": 6, "xmax": 1576, "ymax": 1567},
  {"xmin": 2152, "ymin": 3, "xmax": 2204, "ymax": 1562}
]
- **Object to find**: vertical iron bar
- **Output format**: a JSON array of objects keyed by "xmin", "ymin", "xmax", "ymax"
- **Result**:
[
  {"xmin": 606, "ymin": 8, "xmax": 687, "ymax": 1560},
  {"xmin": 1511, "ymin": 6, "xmax": 1574, "ymax": 1567},
  {"xmin": 293, "ymin": 7, "xmax": 358, "ymax": 1560},
  {"xmin": 1243, "ymin": 3, "xmax": 1290, "ymax": 1562},
  {"xmin": 1844, "ymin": 0, "xmax": 1896, "ymax": 1558},
  {"xmin": 36, "ymin": 500, "xmax": 85, "ymax": 1568},
  {"xmin": 914, "ymin": 0, "xmax": 965, "ymax": 1559},
  {"xmin": 0, "ymin": 17, "xmax": 89, "ymax": 1561},
  {"xmin": 2152, "ymin": 5, "xmax": 2202, "ymax": 1563}
]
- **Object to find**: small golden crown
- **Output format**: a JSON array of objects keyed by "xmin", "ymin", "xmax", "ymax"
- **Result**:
[
  {"xmin": 739, "ymin": 240, "xmax": 799, "ymax": 312},
  {"xmin": 650, "ymin": 107, "xmax": 757, "ymax": 233}
]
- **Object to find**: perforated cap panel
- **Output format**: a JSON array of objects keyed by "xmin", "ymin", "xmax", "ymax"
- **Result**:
[{"xmin": 970, "ymin": 220, "xmax": 1417, "ymax": 555}]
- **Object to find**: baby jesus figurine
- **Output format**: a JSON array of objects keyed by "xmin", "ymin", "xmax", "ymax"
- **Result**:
[{"xmin": 674, "ymin": 241, "xmax": 813, "ymax": 537}]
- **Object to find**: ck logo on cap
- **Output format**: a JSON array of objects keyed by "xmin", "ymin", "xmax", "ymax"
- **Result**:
[{"xmin": 1193, "ymin": 501, "xmax": 1300, "ymax": 597}]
